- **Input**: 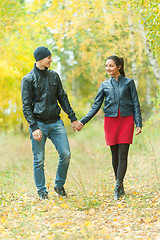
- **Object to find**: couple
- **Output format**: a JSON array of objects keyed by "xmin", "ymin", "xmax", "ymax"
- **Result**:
[{"xmin": 21, "ymin": 46, "xmax": 142, "ymax": 201}]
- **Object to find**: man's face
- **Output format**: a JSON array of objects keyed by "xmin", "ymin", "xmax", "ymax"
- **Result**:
[{"xmin": 39, "ymin": 55, "xmax": 52, "ymax": 68}]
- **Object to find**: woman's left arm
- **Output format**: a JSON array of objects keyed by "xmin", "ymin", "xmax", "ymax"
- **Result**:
[{"xmin": 130, "ymin": 79, "xmax": 142, "ymax": 132}]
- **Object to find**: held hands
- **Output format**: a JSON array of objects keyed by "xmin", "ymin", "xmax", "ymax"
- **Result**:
[
  {"xmin": 32, "ymin": 129, "xmax": 42, "ymax": 141},
  {"xmin": 135, "ymin": 127, "xmax": 142, "ymax": 136},
  {"xmin": 71, "ymin": 120, "xmax": 83, "ymax": 132}
]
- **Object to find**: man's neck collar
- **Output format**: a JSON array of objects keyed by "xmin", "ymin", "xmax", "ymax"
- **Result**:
[{"xmin": 34, "ymin": 63, "xmax": 48, "ymax": 72}]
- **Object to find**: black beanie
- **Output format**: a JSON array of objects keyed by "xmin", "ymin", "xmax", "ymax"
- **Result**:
[{"xmin": 34, "ymin": 46, "xmax": 51, "ymax": 61}]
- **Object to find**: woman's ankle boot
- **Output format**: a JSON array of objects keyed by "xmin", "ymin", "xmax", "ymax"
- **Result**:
[
  {"xmin": 120, "ymin": 183, "xmax": 125, "ymax": 196},
  {"xmin": 114, "ymin": 179, "xmax": 122, "ymax": 200}
]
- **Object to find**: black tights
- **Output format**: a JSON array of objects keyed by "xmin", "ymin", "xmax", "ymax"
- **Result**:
[{"xmin": 110, "ymin": 144, "xmax": 130, "ymax": 182}]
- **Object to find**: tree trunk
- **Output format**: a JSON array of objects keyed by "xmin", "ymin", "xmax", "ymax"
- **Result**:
[
  {"xmin": 128, "ymin": 6, "xmax": 138, "ymax": 87},
  {"xmin": 140, "ymin": 23, "xmax": 160, "ymax": 85}
]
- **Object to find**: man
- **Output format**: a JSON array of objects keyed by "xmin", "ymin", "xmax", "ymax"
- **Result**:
[{"xmin": 21, "ymin": 46, "xmax": 80, "ymax": 200}]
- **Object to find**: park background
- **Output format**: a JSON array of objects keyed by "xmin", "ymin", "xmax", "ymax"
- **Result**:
[{"xmin": 0, "ymin": 0, "xmax": 160, "ymax": 239}]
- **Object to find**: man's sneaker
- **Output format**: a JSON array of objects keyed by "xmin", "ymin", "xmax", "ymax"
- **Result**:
[
  {"xmin": 39, "ymin": 192, "xmax": 48, "ymax": 200},
  {"xmin": 54, "ymin": 186, "xmax": 67, "ymax": 197}
]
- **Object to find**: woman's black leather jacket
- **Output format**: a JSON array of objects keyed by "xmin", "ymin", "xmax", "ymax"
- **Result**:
[
  {"xmin": 80, "ymin": 75, "xmax": 142, "ymax": 128},
  {"xmin": 21, "ymin": 64, "xmax": 77, "ymax": 132}
]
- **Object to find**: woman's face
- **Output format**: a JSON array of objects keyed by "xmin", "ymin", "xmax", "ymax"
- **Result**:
[{"xmin": 105, "ymin": 59, "xmax": 121, "ymax": 78}]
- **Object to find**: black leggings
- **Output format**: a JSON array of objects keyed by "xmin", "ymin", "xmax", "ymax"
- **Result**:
[{"xmin": 110, "ymin": 144, "xmax": 130, "ymax": 182}]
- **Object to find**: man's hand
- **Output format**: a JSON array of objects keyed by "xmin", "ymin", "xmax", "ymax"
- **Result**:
[
  {"xmin": 32, "ymin": 129, "xmax": 42, "ymax": 141},
  {"xmin": 135, "ymin": 127, "xmax": 142, "ymax": 136},
  {"xmin": 71, "ymin": 120, "xmax": 83, "ymax": 132}
]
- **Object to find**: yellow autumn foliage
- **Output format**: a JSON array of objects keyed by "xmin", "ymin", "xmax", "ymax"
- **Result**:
[{"xmin": 0, "ymin": 0, "xmax": 159, "ymax": 130}]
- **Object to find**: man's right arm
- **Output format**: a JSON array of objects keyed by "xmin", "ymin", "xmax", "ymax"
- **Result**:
[{"xmin": 21, "ymin": 77, "xmax": 38, "ymax": 132}]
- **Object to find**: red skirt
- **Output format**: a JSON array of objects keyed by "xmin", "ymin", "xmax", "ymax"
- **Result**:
[{"xmin": 104, "ymin": 109, "xmax": 134, "ymax": 146}]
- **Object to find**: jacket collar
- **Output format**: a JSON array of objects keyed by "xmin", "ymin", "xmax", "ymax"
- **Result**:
[
  {"xmin": 111, "ymin": 75, "xmax": 124, "ymax": 82},
  {"xmin": 34, "ymin": 63, "xmax": 48, "ymax": 75},
  {"xmin": 111, "ymin": 75, "xmax": 125, "ymax": 89}
]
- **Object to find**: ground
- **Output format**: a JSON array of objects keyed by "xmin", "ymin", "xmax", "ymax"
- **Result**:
[{"xmin": 0, "ymin": 119, "xmax": 160, "ymax": 239}]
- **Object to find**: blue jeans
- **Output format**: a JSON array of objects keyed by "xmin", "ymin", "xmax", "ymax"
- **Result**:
[{"xmin": 29, "ymin": 119, "xmax": 71, "ymax": 196}]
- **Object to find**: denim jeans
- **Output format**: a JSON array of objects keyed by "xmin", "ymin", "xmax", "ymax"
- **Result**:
[{"xmin": 29, "ymin": 119, "xmax": 71, "ymax": 196}]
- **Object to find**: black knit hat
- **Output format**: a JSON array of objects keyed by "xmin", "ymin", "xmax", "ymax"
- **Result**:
[{"xmin": 34, "ymin": 46, "xmax": 51, "ymax": 61}]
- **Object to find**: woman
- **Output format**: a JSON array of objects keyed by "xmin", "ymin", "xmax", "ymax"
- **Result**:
[{"xmin": 78, "ymin": 56, "xmax": 142, "ymax": 200}]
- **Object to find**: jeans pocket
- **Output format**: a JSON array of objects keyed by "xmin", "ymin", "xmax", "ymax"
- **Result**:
[{"xmin": 57, "ymin": 119, "xmax": 64, "ymax": 126}]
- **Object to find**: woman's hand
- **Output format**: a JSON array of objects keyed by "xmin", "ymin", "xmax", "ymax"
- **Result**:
[{"xmin": 135, "ymin": 127, "xmax": 142, "ymax": 135}]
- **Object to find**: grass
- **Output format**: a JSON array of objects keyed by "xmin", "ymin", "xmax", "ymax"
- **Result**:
[{"xmin": 0, "ymin": 117, "xmax": 160, "ymax": 239}]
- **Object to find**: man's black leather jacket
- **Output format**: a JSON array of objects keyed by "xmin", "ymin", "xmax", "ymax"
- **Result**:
[
  {"xmin": 80, "ymin": 75, "xmax": 142, "ymax": 128},
  {"xmin": 21, "ymin": 64, "xmax": 77, "ymax": 132}
]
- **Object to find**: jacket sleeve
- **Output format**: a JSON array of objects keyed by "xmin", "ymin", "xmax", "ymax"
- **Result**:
[
  {"xmin": 21, "ymin": 77, "xmax": 38, "ymax": 132},
  {"xmin": 130, "ymin": 80, "xmax": 142, "ymax": 128},
  {"xmin": 80, "ymin": 83, "xmax": 105, "ymax": 125},
  {"xmin": 56, "ymin": 74, "xmax": 77, "ymax": 122}
]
